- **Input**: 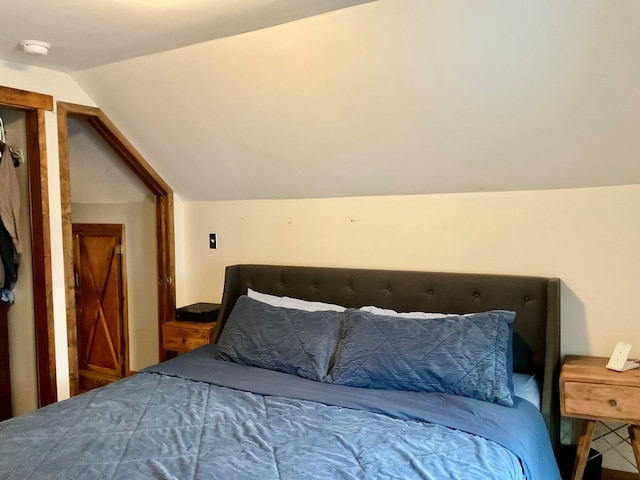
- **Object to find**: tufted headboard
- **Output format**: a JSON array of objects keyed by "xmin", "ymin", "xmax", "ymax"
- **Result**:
[{"xmin": 213, "ymin": 264, "xmax": 561, "ymax": 448}]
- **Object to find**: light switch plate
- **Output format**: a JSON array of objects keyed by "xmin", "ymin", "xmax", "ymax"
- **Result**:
[{"xmin": 209, "ymin": 233, "xmax": 217, "ymax": 249}]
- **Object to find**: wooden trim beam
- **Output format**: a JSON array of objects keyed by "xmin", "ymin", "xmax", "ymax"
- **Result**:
[
  {"xmin": 0, "ymin": 86, "xmax": 53, "ymax": 111},
  {"xmin": 56, "ymin": 103, "xmax": 79, "ymax": 396},
  {"xmin": 57, "ymin": 101, "xmax": 176, "ymax": 391},
  {"xmin": 57, "ymin": 102, "xmax": 171, "ymax": 195},
  {"xmin": 27, "ymin": 109, "xmax": 57, "ymax": 406}
]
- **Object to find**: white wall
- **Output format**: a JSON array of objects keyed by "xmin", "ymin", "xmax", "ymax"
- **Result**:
[
  {"xmin": 0, "ymin": 108, "xmax": 37, "ymax": 416},
  {"xmin": 73, "ymin": 0, "xmax": 640, "ymax": 202},
  {"xmin": 180, "ymin": 185, "xmax": 640, "ymax": 359},
  {"xmin": 1, "ymin": 63, "xmax": 190, "ymax": 403},
  {"xmin": 72, "ymin": 202, "xmax": 159, "ymax": 371},
  {"xmin": 1, "ymin": 61, "xmax": 97, "ymax": 403}
]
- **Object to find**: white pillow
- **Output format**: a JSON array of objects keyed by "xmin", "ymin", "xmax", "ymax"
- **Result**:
[
  {"xmin": 360, "ymin": 305, "xmax": 464, "ymax": 319},
  {"xmin": 247, "ymin": 289, "xmax": 282, "ymax": 306},
  {"xmin": 512, "ymin": 373, "xmax": 540, "ymax": 409},
  {"xmin": 247, "ymin": 288, "xmax": 346, "ymax": 312}
]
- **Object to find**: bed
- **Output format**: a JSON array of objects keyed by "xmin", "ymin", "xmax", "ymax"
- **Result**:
[{"xmin": 0, "ymin": 264, "xmax": 561, "ymax": 479}]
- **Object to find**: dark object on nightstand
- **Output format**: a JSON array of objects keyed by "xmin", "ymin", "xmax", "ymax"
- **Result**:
[
  {"xmin": 176, "ymin": 303, "xmax": 220, "ymax": 323},
  {"xmin": 558, "ymin": 445, "xmax": 602, "ymax": 480}
]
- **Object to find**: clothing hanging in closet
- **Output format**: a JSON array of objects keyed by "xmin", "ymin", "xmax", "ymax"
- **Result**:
[{"xmin": 0, "ymin": 117, "xmax": 21, "ymax": 304}]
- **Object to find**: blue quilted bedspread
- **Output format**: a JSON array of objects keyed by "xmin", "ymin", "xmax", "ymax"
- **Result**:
[{"xmin": 0, "ymin": 345, "xmax": 560, "ymax": 480}]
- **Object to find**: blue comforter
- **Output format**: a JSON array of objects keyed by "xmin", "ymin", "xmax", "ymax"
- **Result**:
[{"xmin": 0, "ymin": 344, "xmax": 560, "ymax": 479}]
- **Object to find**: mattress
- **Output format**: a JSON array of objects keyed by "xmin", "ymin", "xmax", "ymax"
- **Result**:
[{"xmin": 0, "ymin": 344, "xmax": 560, "ymax": 480}]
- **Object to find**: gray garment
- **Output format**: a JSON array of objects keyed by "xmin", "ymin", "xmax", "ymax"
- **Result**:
[
  {"xmin": 0, "ymin": 146, "xmax": 19, "ymax": 303},
  {"xmin": 0, "ymin": 144, "xmax": 21, "ymax": 255}
]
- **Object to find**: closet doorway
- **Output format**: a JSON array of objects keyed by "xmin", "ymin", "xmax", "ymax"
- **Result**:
[
  {"xmin": 57, "ymin": 102, "xmax": 175, "ymax": 397},
  {"xmin": 0, "ymin": 86, "xmax": 56, "ymax": 410}
]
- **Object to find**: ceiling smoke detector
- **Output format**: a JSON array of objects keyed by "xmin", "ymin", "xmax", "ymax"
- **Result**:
[{"xmin": 20, "ymin": 40, "xmax": 52, "ymax": 56}]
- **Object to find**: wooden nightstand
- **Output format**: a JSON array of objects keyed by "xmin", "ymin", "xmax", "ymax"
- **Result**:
[
  {"xmin": 560, "ymin": 355, "xmax": 640, "ymax": 480},
  {"xmin": 162, "ymin": 321, "xmax": 216, "ymax": 353}
]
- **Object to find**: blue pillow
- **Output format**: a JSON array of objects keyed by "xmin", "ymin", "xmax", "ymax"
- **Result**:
[
  {"xmin": 216, "ymin": 296, "xmax": 343, "ymax": 382},
  {"xmin": 328, "ymin": 309, "xmax": 516, "ymax": 406}
]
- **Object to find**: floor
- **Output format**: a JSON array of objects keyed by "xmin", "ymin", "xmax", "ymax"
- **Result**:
[{"xmin": 602, "ymin": 468, "xmax": 638, "ymax": 480}]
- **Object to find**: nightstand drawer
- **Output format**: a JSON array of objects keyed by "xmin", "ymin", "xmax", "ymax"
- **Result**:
[
  {"xmin": 563, "ymin": 381, "xmax": 640, "ymax": 423},
  {"xmin": 163, "ymin": 321, "xmax": 215, "ymax": 353},
  {"xmin": 560, "ymin": 355, "xmax": 640, "ymax": 479}
]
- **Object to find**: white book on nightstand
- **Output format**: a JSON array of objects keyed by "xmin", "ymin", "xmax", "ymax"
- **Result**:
[{"xmin": 606, "ymin": 342, "xmax": 640, "ymax": 372}]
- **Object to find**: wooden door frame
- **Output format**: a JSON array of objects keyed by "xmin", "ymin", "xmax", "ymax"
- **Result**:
[
  {"xmin": 0, "ymin": 85, "xmax": 56, "ymax": 407},
  {"xmin": 57, "ymin": 102, "xmax": 175, "ymax": 396}
]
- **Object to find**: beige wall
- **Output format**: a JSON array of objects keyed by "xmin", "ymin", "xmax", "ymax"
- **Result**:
[
  {"xmin": 180, "ymin": 185, "xmax": 640, "ymax": 359},
  {"xmin": 72, "ymin": 202, "xmax": 159, "ymax": 371},
  {"xmin": 0, "ymin": 108, "xmax": 37, "ymax": 416}
]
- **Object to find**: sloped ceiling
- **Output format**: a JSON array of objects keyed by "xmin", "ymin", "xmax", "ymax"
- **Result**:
[
  {"xmin": 8, "ymin": 1, "xmax": 640, "ymax": 201},
  {"xmin": 0, "ymin": 0, "xmax": 375, "ymax": 73}
]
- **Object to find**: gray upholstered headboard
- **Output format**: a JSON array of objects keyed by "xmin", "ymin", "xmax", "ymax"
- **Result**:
[{"xmin": 213, "ymin": 264, "xmax": 561, "ymax": 448}]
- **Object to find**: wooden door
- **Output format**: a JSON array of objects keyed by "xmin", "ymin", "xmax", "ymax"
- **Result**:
[{"xmin": 72, "ymin": 224, "xmax": 128, "ymax": 393}]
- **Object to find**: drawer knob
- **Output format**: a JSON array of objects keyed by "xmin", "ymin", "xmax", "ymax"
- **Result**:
[{"xmin": 608, "ymin": 399, "xmax": 617, "ymax": 407}]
